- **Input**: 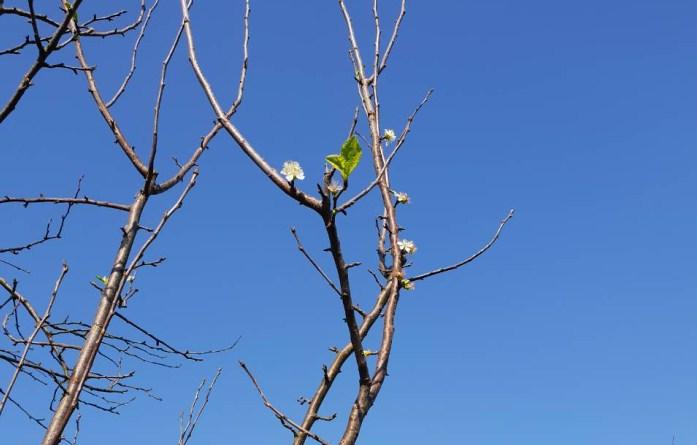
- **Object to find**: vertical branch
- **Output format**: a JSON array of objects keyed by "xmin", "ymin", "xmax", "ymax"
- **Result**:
[
  {"xmin": 27, "ymin": 0, "xmax": 45, "ymax": 55},
  {"xmin": 336, "ymin": 2, "xmax": 407, "ymax": 444},
  {"xmin": 323, "ymin": 215, "xmax": 371, "ymax": 385},
  {"xmin": 293, "ymin": 286, "xmax": 391, "ymax": 445},
  {"xmin": 148, "ymin": 0, "xmax": 190, "ymax": 190}
]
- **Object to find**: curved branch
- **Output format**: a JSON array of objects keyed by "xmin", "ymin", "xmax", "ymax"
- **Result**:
[
  {"xmin": 409, "ymin": 209, "xmax": 515, "ymax": 282},
  {"xmin": 153, "ymin": 0, "xmax": 252, "ymax": 195},
  {"xmin": 178, "ymin": 0, "xmax": 321, "ymax": 211}
]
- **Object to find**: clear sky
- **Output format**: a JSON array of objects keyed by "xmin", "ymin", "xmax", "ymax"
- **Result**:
[{"xmin": 1, "ymin": 1, "xmax": 697, "ymax": 444}]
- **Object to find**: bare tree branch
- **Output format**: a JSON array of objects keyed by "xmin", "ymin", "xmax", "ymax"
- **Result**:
[
  {"xmin": 378, "ymin": 0, "xmax": 406, "ymax": 74},
  {"xmin": 177, "ymin": 0, "xmax": 322, "ymax": 212},
  {"xmin": 154, "ymin": 0, "xmax": 250, "ymax": 194},
  {"xmin": 336, "ymin": 89, "xmax": 433, "ymax": 213},
  {"xmin": 105, "ymin": 0, "xmax": 161, "ymax": 108},
  {"xmin": 120, "ymin": 170, "xmax": 199, "ymax": 306},
  {"xmin": 291, "ymin": 228, "xmax": 341, "ymax": 297},
  {"xmin": 71, "ymin": 29, "xmax": 149, "ymax": 177},
  {"xmin": 240, "ymin": 361, "xmax": 332, "ymax": 445},
  {"xmin": 0, "ymin": 263, "xmax": 68, "ymax": 415},
  {"xmin": 0, "ymin": 196, "xmax": 130, "ymax": 212},
  {"xmin": 0, "ymin": 176, "xmax": 83, "ymax": 255},
  {"xmin": 409, "ymin": 209, "xmax": 515, "ymax": 282},
  {"xmin": 177, "ymin": 368, "xmax": 222, "ymax": 445},
  {"xmin": 0, "ymin": 0, "xmax": 84, "ymax": 124}
]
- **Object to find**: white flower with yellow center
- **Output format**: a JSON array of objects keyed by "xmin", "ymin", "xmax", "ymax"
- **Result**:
[
  {"xmin": 383, "ymin": 129, "xmax": 396, "ymax": 143},
  {"xmin": 327, "ymin": 180, "xmax": 343, "ymax": 195},
  {"xmin": 397, "ymin": 239, "xmax": 417, "ymax": 255},
  {"xmin": 281, "ymin": 161, "xmax": 305, "ymax": 182},
  {"xmin": 401, "ymin": 279, "xmax": 415, "ymax": 291},
  {"xmin": 393, "ymin": 190, "xmax": 409, "ymax": 204}
]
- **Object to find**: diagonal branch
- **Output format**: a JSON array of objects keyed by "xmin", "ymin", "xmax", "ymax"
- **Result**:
[
  {"xmin": 293, "ymin": 285, "xmax": 391, "ymax": 445},
  {"xmin": 120, "ymin": 170, "xmax": 199, "ymax": 306},
  {"xmin": 336, "ymin": 89, "xmax": 433, "ymax": 213},
  {"xmin": 409, "ymin": 209, "xmax": 515, "ymax": 282},
  {"xmin": 105, "ymin": 0, "xmax": 161, "ymax": 108},
  {"xmin": 0, "ymin": 262, "xmax": 68, "ymax": 415},
  {"xmin": 290, "ymin": 228, "xmax": 341, "ymax": 297},
  {"xmin": 154, "ymin": 0, "xmax": 250, "ymax": 194},
  {"xmin": 0, "ymin": 0, "xmax": 84, "ymax": 124},
  {"xmin": 240, "ymin": 361, "xmax": 332, "ymax": 445},
  {"xmin": 378, "ymin": 0, "xmax": 406, "ymax": 74},
  {"xmin": 113, "ymin": 312, "xmax": 239, "ymax": 361},
  {"xmin": 177, "ymin": 0, "xmax": 322, "ymax": 211},
  {"xmin": 72, "ymin": 32, "xmax": 149, "ymax": 177}
]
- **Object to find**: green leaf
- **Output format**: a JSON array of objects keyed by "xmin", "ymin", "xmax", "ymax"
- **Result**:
[
  {"xmin": 96, "ymin": 275, "xmax": 108, "ymax": 285},
  {"xmin": 340, "ymin": 136, "xmax": 362, "ymax": 176},
  {"xmin": 325, "ymin": 154, "xmax": 345, "ymax": 176},
  {"xmin": 325, "ymin": 136, "xmax": 362, "ymax": 180}
]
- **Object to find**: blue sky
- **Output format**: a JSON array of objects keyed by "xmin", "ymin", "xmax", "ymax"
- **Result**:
[{"xmin": 1, "ymin": 1, "xmax": 697, "ymax": 444}]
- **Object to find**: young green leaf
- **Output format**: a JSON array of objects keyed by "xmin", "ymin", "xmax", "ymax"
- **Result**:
[
  {"xmin": 325, "ymin": 136, "xmax": 362, "ymax": 180},
  {"xmin": 326, "ymin": 154, "xmax": 345, "ymax": 177}
]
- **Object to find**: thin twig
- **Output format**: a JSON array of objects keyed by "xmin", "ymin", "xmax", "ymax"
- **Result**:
[
  {"xmin": 154, "ymin": 0, "xmax": 250, "ymax": 194},
  {"xmin": 239, "ymin": 361, "xmax": 332, "ymax": 445},
  {"xmin": 0, "ymin": 0, "xmax": 84, "ymax": 124},
  {"xmin": 106, "ymin": 0, "xmax": 161, "ymax": 108},
  {"xmin": 0, "ymin": 196, "xmax": 130, "ymax": 212},
  {"xmin": 114, "ymin": 312, "xmax": 239, "ymax": 361},
  {"xmin": 290, "ymin": 228, "xmax": 341, "ymax": 297},
  {"xmin": 0, "ymin": 262, "xmax": 68, "ymax": 415},
  {"xmin": 72, "ymin": 32, "xmax": 149, "ymax": 177},
  {"xmin": 347, "ymin": 107, "xmax": 359, "ymax": 138},
  {"xmin": 336, "ymin": 89, "xmax": 433, "ymax": 213},
  {"xmin": 409, "ymin": 209, "xmax": 515, "ymax": 282},
  {"xmin": 120, "ymin": 170, "xmax": 199, "ymax": 305},
  {"xmin": 378, "ymin": 0, "xmax": 406, "ymax": 74},
  {"xmin": 178, "ymin": 0, "xmax": 321, "ymax": 211},
  {"xmin": 177, "ymin": 369, "xmax": 222, "ymax": 445}
]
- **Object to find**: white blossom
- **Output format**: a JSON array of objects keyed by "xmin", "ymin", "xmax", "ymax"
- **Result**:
[
  {"xmin": 327, "ymin": 180, "xmax": 343, "ymax": 195},
  {"xmin": 383, "ymin": 129, "xmax": 396, "ymax": 143},
  {"xmin": 393, "ymin": 190, "xmax": 410, "ymax": 204},
  {"xmin": 401, "ymin": 279, "xmax": 415, "ymax": 291},
  {"xmin": 281, "ymin": 161, "xmax": 305, "ymax": 182},
  {"xmin": 397, "ymin": 239, "xmax": 417, "ymax": 255}
]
